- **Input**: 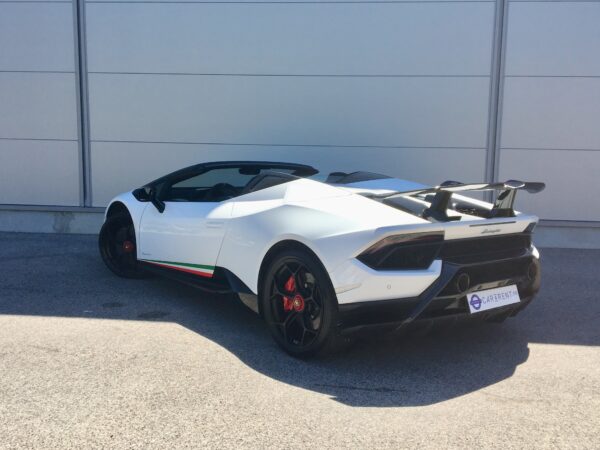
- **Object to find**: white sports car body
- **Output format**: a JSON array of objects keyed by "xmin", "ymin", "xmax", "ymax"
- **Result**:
[{"xmin": 100, "ymin": 161, "xmax": 543, "ymax": 356}]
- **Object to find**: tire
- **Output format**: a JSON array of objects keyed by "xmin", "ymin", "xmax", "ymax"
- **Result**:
[
  {"xmin": 98, "ymin": 213, "xmax": 147, "ymax": 279},
  {"xmin": 260, "ymin": 249, "xmax": 340, "ymax": 358}
]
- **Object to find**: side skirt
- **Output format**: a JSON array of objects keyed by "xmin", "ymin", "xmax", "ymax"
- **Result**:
[{"xmin": 139, "ymin": 261, "xmax": 259, "ymax": 313}]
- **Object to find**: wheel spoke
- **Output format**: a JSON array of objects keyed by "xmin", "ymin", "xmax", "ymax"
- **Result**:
[
  {"xmin": 112, "ymin": 227, "xmax": 133, "ymax": 264},
  {"xmin": 269, "ymin": 260, "xmax": 324, "ymax": 349},
  {"xmin": 271, "ymin": 284, "xmax": 286, "ymax": 298},
  {"xmin": 279, "ymin": 263, "xmax": 295, "ymax": 280},
  {"xmin": 115, "ymin": 227, "xmax": 128, "ymax": 244},
  {"xmin": 302, "ymin": 327, "xmax": 317, "ymax": 344},
  {"xmin": 273, "ymin": 311, "xmax": 296, "ymax": 329},
  {"xmin": 312, "ymin": 286, "xmax": 323, "ymax": 307},
  {"xmin": 298, "ymin": 317, "xmax": 319, "ymax": 345},
  {"xmin": 273, "ymin": 311, "xmax": 297, "ymax": 341},
  {"xmin": 116, "ymin": 252, "xmax": 132, "ymax": 267},
  {"xmin": 284, "ymin": 311, "xmax": 299, "ymax": 328},
  {"xmin": 111, "ymin": 246, "xmax": 122, "ymax": 262}
]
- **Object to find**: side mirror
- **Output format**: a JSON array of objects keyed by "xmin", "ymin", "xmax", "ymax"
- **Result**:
[
  {"xmin": 149, "ymin": 188, "xmax": 165, "ymax": 213},
  {"xmin": 132, "ymin": 187, "xmax": 150, "ymax": 201}
]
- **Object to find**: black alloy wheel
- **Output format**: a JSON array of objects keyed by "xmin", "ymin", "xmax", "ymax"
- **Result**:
[
  {"xmin": 261, "ymin": 249, "xmax": 339, "ymax": 357},
  {"xmin": 99, "ymin": 213, "xmax": 147, "ymax": 278}
]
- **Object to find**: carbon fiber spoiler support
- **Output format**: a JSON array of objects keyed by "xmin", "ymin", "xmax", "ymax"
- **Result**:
[{"xmin": 373, "ymin": 180, "xmax": 545, "ymax": 221}]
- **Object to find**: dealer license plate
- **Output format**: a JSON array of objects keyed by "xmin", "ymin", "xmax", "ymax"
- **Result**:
[{"xmin": 466, "ymin": 284, "xmax": 520, "ymax": 314}]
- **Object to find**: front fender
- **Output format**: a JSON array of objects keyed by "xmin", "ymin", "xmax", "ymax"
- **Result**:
[{"xmin": 104, "ymin": 192, "xmax": 149, "ymax": 257}]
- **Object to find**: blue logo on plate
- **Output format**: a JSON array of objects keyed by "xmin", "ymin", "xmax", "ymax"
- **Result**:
[{"xmin": 470, "ymin": 294, "xmax": 482, "ymax": 310}]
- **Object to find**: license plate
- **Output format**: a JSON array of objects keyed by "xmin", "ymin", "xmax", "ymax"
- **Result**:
[{"xmin": 466, "ymin": 284, "xmax": 520, "ymax": 314}]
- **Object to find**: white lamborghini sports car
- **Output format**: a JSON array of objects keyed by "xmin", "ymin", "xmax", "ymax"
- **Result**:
[{"xmin": 99, "ymin": 161, "xmax": 544, "ymax": 357}]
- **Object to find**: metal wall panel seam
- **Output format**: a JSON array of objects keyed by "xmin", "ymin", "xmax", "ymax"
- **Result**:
[
  {"xmin": 539, "ymin": 219, "xmax": 600, "ymax": 228},
  {"xmin": 74, "ymin": 0, "xmax": 92, "ymax": 207},
  {"xmin": 88, "ymin": 140, "xmax": 487, "ymax": 149},
  {"xmin": 0, "ymin": 70, "xmax": 75, "ymax": 73},
  {"xmin": 502, "ymin": 147, "xmax": 600, "ymax": 152},
  {"xmin": 83, "ymin": 1, "xmax": 496, "ymax": 4},
  {"xmin": 87, "ymin": 73, "xmax": 491, "ymax": 77},
  {"xmin": 492, "ymin": 0, "xmax": 509, "ymax": 184},
  {"xmin": 0, "ymin": 206, "xmax": 597, "ymax": 228},
  {"xmin": 0, "ymin": 204, "xmax": 105, "ymax": 212},
  {"xmin": 484, "ymin": 0, "xmax": 506, "ymax": 203},
  {"xmin": 0, "ymin": 137, "xmax": 78, "ymax": 141},
  {"xmin": 72, "ymin": 0, "xmax": 84, "ymax": 206},
  {"xmin": 509, "ymin": 0, "xmax": 600, "ymax": 3},
  {"xmin": 507, "ymin": 75, "xmax": 600, "ymax": 78},
  {"xmin": 0, "ymin": 1, "xmax": 72, "ymax": 3}
]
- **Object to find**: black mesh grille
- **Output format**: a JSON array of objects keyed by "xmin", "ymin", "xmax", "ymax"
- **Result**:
[
  {"xmin": 438, "ymin": 257, "xmax": 533, "ymax": 297},
  {"xmin": 423, "ymin": 256, "xmax": 536, "ymax": 319},
  {"xmin": 440, "ymin": 233, "xmax": 532, "ymax": 264},
  {"xmin": 357, "ymin": 232, "xmax": 532, "ymax": 271}
]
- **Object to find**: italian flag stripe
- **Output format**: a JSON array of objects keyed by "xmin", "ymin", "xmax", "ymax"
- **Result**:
[{"xmin": 141, "ymin": 259, "xmax": 214, "ymax": 278}]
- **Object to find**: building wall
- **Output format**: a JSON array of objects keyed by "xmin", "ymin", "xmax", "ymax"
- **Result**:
[
  {"xmin": 85, "ymin": 0, "xmax": 495, "ymax": 206},
  {"xmin": 497, "ymin": 0, "xmax": 600, "ymax": 222},
  {"xmin": 0, "ymin": 0, "xmax": 599, "ymax": 236},
  {"xmin": 0, "ymin": 0, "xmax": 80, "ymax": 206}
]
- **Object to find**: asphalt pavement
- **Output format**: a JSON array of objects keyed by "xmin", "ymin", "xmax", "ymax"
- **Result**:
[{"xmin": 0, "ymin": 232, "xmax": 599, "ymax": 449}]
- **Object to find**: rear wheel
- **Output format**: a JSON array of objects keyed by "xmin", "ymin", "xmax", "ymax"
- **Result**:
[
  {"xmin": 260, "ymin": 249, "xmax": 339, "ymax": 357},
  {"xmin": 98, "ymin": 213, "xmax": 147, "ymax": 278}
]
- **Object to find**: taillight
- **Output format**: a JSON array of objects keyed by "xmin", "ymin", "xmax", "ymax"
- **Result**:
[
  {"xmin": 524, "ymin": 222, "xmax": 537, "ymax": 234},
  {"xmin": 357, "ymin": 232, "xmax": 443, "ymax": 270}
]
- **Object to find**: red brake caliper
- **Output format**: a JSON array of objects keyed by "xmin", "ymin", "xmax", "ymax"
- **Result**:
[
  {"xmin": 282, "ymin": 275, "xmax": 304, "ymax": 312},
  {"xmin": 122, "ymin": 240, "xmax": 135, "ymax": 253}
]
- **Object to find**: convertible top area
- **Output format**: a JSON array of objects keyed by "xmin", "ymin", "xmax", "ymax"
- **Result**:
[
  {"xmin": 147, "ymin": 161, "xmax": 319, "ymax": 187},
  {"xmin": 132, "ymin": 161, "xmax": 544, "ymax": 223},
  {"xmin": 135, "ymin": 162, "xmax": 413, "ymax": 205},
  {"xmin": 133, "ymin": 161, "xmax": 320, "ymax": 204}
]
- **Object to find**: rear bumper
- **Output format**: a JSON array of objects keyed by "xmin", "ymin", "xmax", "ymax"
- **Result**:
[{"xmin": 337, "ymin": 251, "xmax": 541, "ymax": 334}]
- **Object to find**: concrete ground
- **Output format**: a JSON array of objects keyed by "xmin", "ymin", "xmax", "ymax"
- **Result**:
[{"xmin": 0, "ymin": 233, "xmax": 598, "ymax": 449}]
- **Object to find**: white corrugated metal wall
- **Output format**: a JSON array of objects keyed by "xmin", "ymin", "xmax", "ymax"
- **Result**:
[
  {"xmin": 0, "ymin": 1, "xmax": 80, "ymax": 205},
  {"xmin": 498, "ymin": 0, "xmax": 600, "ymax": 222},
  {"xmin": 0, "ymin": 0, "xmax": 599, "ymax": 234}
]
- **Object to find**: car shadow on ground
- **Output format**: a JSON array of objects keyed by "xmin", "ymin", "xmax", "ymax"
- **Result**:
[{"xmin": 1, "ymin": 233, "xmax": 598, "ymax": 407}]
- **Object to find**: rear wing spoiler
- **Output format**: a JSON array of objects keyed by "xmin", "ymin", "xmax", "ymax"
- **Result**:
[{"xmin": 372, "ymin": 180, "xmax": 546, "ymax": 221}]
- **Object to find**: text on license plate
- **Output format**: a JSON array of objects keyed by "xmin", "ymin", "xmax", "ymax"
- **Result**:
[{"xmin": 466, "ymin": 284, "xmax": 520, "ymax": 314}]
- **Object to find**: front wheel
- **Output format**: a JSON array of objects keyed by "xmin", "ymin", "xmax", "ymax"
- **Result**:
[
  {"xmin": 260, "ymin": 249, "xmax": 340, "ymax": 358},
  {"xmin": 98, "ymin": 213, "xmax": 147, "ymax": 278}
]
